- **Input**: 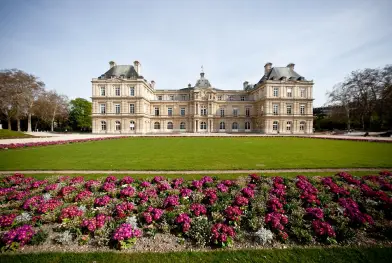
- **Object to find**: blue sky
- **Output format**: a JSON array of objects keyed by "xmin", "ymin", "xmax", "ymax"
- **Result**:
[{"xmin": 0, "ymin": 0, "xmax": 391, "ymax": 107}]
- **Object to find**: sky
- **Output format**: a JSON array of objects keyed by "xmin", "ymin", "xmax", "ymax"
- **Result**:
[{"xmin": 0, "ymin": 0, "xmax": 391, "ymax": 107}]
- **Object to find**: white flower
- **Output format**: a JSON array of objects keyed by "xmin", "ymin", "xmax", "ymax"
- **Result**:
[
  {"xmin": 42, "ymin": 193, "xmax": 52, "ymax": 201},
  {"xmin": 15, "ymin": 212, "xmax": 32, "ymax": 223},
  {"xmin": 125, "ymin": 216, "xmax": 139, "ymax": 229},
  {"xmin": 79, "ymin": 205, "xmax": 87, "ymax": 212},
  {"xmin": 255, "ymin": 227, "xmax": 274, "ymax": 245}
]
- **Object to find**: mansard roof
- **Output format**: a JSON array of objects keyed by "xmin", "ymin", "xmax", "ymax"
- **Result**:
[
  {"xmin": 257, "ymin": 67, "xmax": 305, "ymax": 84},
  {"xmin": 99, "ymin": 65, "xmax": 139, "ymax": 79}
]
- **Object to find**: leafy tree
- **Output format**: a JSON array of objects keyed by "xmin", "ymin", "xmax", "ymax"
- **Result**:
[{"xmin": 69, "ymin": 98, "xmax": 92, "ymax": 131}]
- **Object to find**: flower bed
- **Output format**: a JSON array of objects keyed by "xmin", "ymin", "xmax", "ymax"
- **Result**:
[
  {"xmin": 0, "ymin": 136, "xmax": 130, "ymax": 150},
  {"xmin": 0, "ymin": 171, "xmax": 391, "ymax": 252}
]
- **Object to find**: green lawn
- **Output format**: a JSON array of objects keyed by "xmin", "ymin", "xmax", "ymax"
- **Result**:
[
  {"xmin": 0, "ymin": 137, "xmax": 391, "ymax": 171},
  {"xmin": 1, "ymin": 247, "xmax": 391, "ymax": 263},
  {"xmin": 0, "ymin": 129, "xmax": 33, "ymax": 139}
]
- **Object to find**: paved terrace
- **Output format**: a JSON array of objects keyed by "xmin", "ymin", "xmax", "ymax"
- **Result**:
[{"xmin": 0, "ymin": 132, "xmax": 391, "ymax": 145}]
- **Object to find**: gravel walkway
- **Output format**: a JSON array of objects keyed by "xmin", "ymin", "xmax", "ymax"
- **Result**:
[
  {"xmin": 0, "ymin": 168, "xmax": 390, "ymax": 175},
  {"xmin": 0, "ymin": 132, "xmax": 391, "ymax": 145}
]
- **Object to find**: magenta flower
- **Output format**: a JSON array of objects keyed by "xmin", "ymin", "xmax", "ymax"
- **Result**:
[
  {"xmin": 75, "ymin": 190, "xmax": 93, "ymax": 202},
  {"xmin": 120, "ymin": 186, "xmax": 136, "ymax": 198},
  {"xmin": 224, "ymin": 206, "xmax": 242, "ymax": 222},
  {"xmin": 306, "ymin": 207, "xmax": 324, "ymax": 219},
  {"xmin": 59, "ymin": 205, "xmax": 84, "ymax": 221},
  {"xmin": 2, "ymin": 225, "xmax": 35, "ymax": 246},
  {"xmin": 234, "ymin": 195, "xmax": 249, "ymax": 206},
  {"xmin": 211, "ymin": 223, "xmax": 235, "ymax": 245},
  {"xmin": 112, "ymin": 223, "xmax": 142, "ymax": 241},
  {"xmin": 115, "ymin": 202, "xmax": 135, "ymax": 218},
  {"xmin": 163, "ymin": 195, "xmax": 180, "ymax": 208},
  {"xmin": 217, "ymin": 183, "xmax": 229, "ymax": 193},
  {"xmin": 190, "ymin": 203, "xmax": 207, "ymax": 216},
  {"xmin": 94, "ymin": 195, "xmax": 111, "ymax": 207},
  {"xmin": 312, "ymin": 220, "xmax": 335, "ymax": 237},
  {"xmin": 175, "ymin": 213, "xmax": 192, "ymax": 232},
  {"xmin": 180, "ymin": 188, "xmax": 192, "ymax": 198},
  {"xmin": 0, "ymin": 214, "xmax": 17, "ymax": 228},
  {"xmin": 120, "ymin": 176, "xmax": 135, "ymax": 185}
]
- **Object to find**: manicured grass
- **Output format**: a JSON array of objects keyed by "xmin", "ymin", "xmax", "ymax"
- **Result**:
[
  {"xmin": 14, "ymin": 171, "xmax": 379, "ymax": 181},
  {"xmin": 1, "ymin": 247, "xmax": 391, "ymax": 263},
  {"xmin": 0, "ymin": 137, "xmax": 391, "ymax": 171},
  {"xmin": 0, "ymin": 129, "xmax": 33, "ymax": 139}
]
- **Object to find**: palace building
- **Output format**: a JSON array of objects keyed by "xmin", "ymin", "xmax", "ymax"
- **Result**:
[{"xmin": 91, "ymin": 61, "xmax": 314, "ymax": 134}]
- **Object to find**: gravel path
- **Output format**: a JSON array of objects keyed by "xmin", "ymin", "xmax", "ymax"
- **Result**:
[
  {"xmin": 0, "ymin": 132, "xmax": 391, "ymax": 145},
  {"xmin": 0, "ymin": 168, "xmax": 390, "ymax": 175}
]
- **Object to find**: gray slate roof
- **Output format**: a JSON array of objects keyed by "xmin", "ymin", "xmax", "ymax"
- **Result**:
[
  {"xmin": 195, "ymin": 72, "xmax": 212, "ymax": 88},
  {"xmin": 99, "ymin": 65, "xmax": 139, "ymax": 79},
  {"xmin": 257, "ymin": 67, "xmax": 305, "ymax": 84}
]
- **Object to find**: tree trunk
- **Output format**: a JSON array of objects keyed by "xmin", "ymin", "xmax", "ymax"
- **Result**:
[
  {"xmin": 27, "ymin": 113, "xmax": 32, "ymax": 132},
  {"xmin": 51, "ymin": 121, "xmax": 54, "ymax": 132},
  {"xmin": 7, "ymin": 118, "xmax": 11, "ymax": 130},
  {"xmin": 17, "ymin": 118, "xmax": 21, "ymax": 131}
]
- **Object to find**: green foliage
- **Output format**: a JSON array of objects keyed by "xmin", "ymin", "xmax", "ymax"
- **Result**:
[
  {"xmin": 31, "ymin": 229, "xmax": 49, "ymax": 245},
  {"xmin": 69, "ymin": 98, "xmax": 92, "ymax": 131},
  {"xmin": 117, "ymin": 237, "xmax": 137, "ymax": 250},
  {"xmin": 187, "ymin": 216, "xmax": 211, "ymax": 247}
]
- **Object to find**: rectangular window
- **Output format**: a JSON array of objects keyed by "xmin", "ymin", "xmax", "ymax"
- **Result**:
[
  {"xmin": 273, "ymin": 104, "xmax": 279, "ymax": 115},
  {"xmin": 286, "ymin": 104, "xmax": 292, "ymax": 115},
  {"xmin": 115, "ymin": 87, "xmax": 120, "ymax": 96},
  {"xmin": 130, "ymin": 104, "xmax": 135, "ymax": 114},
  {"xmin": 300, "ymin": 88, "xmax": 306, "ymax": 98},
  {"xmin": 220, "ymin": 108, "xmax": 225, "ymax": 117},
  {"xmin": 300, "ymin": 105, "xmax": 305, "ymax": 115},
  {"xmin": 155, "ymin": 107, "xmax": 160, "ymax": 116},
  {"xmin": 100, "ymin": 104, "xmax": 106, "ymax": 114},
  {"xmin": 115, "ymin": 104, "xmax": 120, "ymax": 114},
  {"xmin": 169, "ymin": 95, "xmax": 174, "ymax": 100},
  {"xmin": 100, "ymin": 87, "xmax": 106, "ymax": 96},
  {"xmin": 241, "ymin": 96, "xmax": 245, "ymax": 101},
  {"xmin": 182, "ymin": 95, "xmax": 186, "ymax": 101},
  {"xmin": 218, "ymin": 95, "xmax": 222, "ymax": 101},
  {"xmin": 168, "ymin": 107, "xmax": 173, "ymax": 116},
  {"xmin": 233, "ymin": 108, "xmax": 238, "ymax": 117},
  {"xmin": 130, "ymin": 87, "xmax": 135, "ymax": 96},
  {"xmin": 286, "ymin": 121, "xmax": 291, "ymax": 131},
  {"xmin": 180, "ymin": 108, "xmax": 185, "ymax": 116},
  {"xmin": 201, "ymin": 106, "xmax": 207, "ymax": 116},
  {"xmin": 228, "ymin": 95, "xmax": 234, "ymax": 101},
  {"xmin": 273, "ymin": 87, "xmax": 279, "ymax": 97},
  {"xmin": 246, "ymin": 107, "xmax": 250, "ymax": 117},
  {"xmin": 287, "ymin": 87, "xmax": 292, "ymax": 97},
  {"xmin": 158, "ymin": 95, "xmax": 162, "ymax": 100}
]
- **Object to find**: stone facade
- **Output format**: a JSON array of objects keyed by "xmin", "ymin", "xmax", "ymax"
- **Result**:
[{"xmin": 91, "ymin": 61, "xmax": 314, "ymax": 134}]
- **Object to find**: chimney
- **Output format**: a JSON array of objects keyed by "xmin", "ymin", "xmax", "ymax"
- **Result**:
[
  {"xmin": 151, "ymin": 80, "xmax": 155, "ymax": 89},
  {"xmin": 243, "ymin": 81, "xmax": 249, "ymax": 90},
  {"xmin": 109, "ymin": 61, "xmax": 116, "ymax": 68},
  {"xmin": 264, "ymin": 62, "xmax": 272, "ymax": 75},
  {"xmin": 287, "ymin": 63, "xmax": 295, "ymax": 70},
  {"xmin": 133, "ymin": 60, "xmax": 141, "ymax": 75}
]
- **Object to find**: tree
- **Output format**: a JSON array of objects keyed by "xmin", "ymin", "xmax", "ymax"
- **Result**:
[
  {"xmin": 69, "ymin": 98, "xmax": 92, "ymax": 131},
  {"xmin": 326, "ymin": 82, "xmax": 353, "ymax": 130},
  {"xmin": 34, "ymin": 90, "xmax": 68, "ymax": 132},
  {"xmin": 0, "ymin": 69, "xmax": 45, "ymax": 131}
]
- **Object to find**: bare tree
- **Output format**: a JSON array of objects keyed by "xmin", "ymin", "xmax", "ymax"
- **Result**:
[{"xmin": 326, "ymin": 82, "xmax": 353, "ymax": 130}]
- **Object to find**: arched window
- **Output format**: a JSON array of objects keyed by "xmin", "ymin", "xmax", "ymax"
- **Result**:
[
  {"xmin": 154, "ymin": 122, "xmax": 160, "ymax": 129},
  {"xmin": 232, "ymin": 122, "xmax": 238, "ymax": 130},
  {"xmin": 167, "ymin": 122, "xmax": 173, "ymax": 129},
  {"xmin": 300, "ymin": 121, "xmax": 306, "ymax": 131},
  {"xmin": 220, "ymin": 122, "xmax": 225, "ymax": 129},
  {"xmin": 180, "ymin": 122, "xmax": 186, "ymax": 130},
  {"xmin": 130, "ymin": 121, "xmax": 135, "ymax": 131},
  {"xmin": 115, "ymin": 121, "xmax": 121, "ymax": 131},
  {"xmin": 200, "ymin": 121, "xmax": 207, "ymax": 130},
  {"xmin": 273, "ymin": 121, "xmax": 279, "ymax": 131},
  {"xmin": 286, "ymin": 121, "xmax": 291, "ymax": 131},
  {"xmin": 101, "ymin": 121, "xmax": 106, "ymax": 131},
  {"xmin": 245, "ymin": 122, "xmax": 251, "ymax": 130}
]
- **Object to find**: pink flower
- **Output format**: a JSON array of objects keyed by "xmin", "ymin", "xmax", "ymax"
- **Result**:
[
  {"xmin": 0, "ymin": 214, "xmax": 17, "ymax": 228},
  {"xmin": 190, "ymin": 203, "xmax": 207, "ymax": 216},
  {"xmin": 2, "ymin": 225, "xmax": 35, "ymax": 246},
  {"xmin": 115, "ymin": 202, "xmax": 135, "ymax": 218},
  {"xmin": 163, "ymin": 195, "xmax": 180, "ymax": 208},
  {"xmin": 120, "ymin": 176, "xmax": 134, "ymax": 185},
  {"xmin": 211, "ymin": 223, "xmax": 235, "ymax": 245},
  {"xmin": 113, "ymin": 223, "xmax": 142, "ymax": 241},
  {"xmin": 234, "ymin": 195, "xmax": 249, "ymax": 206},
  {"xmin": 175, "ymin": 213, "xmax": 192, "ymax": 232},
  {"xmin": 306, "ymin": 207, "xmax": 324, "ymax": 219},
  {"xmin": 59, "ymin": 205, "xmax": 84, "ymax": 221},
  {"xmin": 204, "ymin": 188, "xmax": 218, "ymax": 204},
  {"xmin": 142, "ymin": 207, "xmax": 164, "ymax": 224},
  {"xmin": 75, "ymin": 190, "xmax": 93, "ymax": 202},
  {"xmin": 224, "ymin": 206, "xmax": 242, "ymax": 222},
  {"xmin": 120, "ymin": 186, "xmax": 136, "ymax": 198},
  {"xmin": 217, "ymin": 183, "xmax": 229, "ymax": 193},
  {"xmin": 180, "ymin": 188, "xmax": 192, "ymax": 197},
  {"xmin": 312, "ymin": 220, "xmax": 335, "ymax": 237},
  {"xmin": 94, "ymin": 195, "xmax": 111, "ymax": 207}
]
